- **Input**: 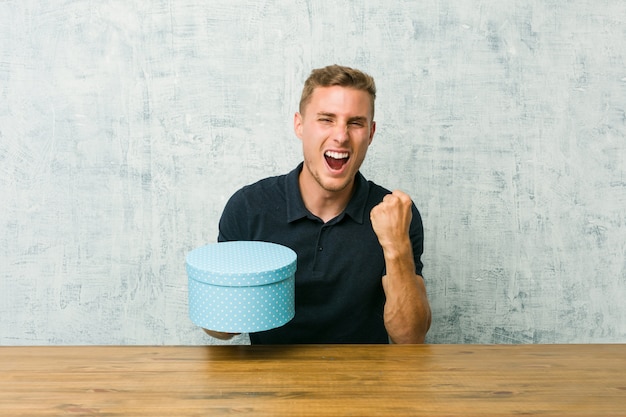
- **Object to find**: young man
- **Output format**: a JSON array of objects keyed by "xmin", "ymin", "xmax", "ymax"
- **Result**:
[{"xmin": 205, "ymin": 65, "xmax": 431, "ymax": 344}]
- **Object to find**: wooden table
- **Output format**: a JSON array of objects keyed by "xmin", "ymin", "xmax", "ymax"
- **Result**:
[{"xmin": 1, "ymin": 344, "xmax": 624, "ymax": 416}]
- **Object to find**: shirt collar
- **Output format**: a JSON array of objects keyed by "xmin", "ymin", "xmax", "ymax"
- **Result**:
[{"xmin": 286, "ymin": 163, "xmax": 369, "ymax": 224}]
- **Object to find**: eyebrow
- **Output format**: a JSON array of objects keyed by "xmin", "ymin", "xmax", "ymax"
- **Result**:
[
  {"xmin": 316, "ymin": 112, "xmax": 369, "ymax": 123},
  {"xmin": 348, "ymin": 116, "xmax": 368, "ymax": 123}
]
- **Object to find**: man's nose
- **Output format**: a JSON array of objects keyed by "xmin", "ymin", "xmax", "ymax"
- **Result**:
[{"xmin": 332, "ymin": 123, "xmax": 349, "ymax": 142}]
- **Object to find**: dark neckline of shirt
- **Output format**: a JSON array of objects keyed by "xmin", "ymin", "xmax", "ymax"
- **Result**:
[{"xmin": 285, "ymin": 162, "xmax": 369, "ymax": 225}]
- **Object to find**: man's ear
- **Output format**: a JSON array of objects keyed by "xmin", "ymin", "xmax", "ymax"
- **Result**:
[
  {"xmin": 368, "ymin": 120, "xmax": 376, "ymax": 145},
  {"xmin": 294, "ymin": 112, "xmax": 303, "ymax": 139}
]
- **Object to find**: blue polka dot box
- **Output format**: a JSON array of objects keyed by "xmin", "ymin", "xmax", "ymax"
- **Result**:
[{"xmin": 186, "ymin": 241, "xmax": 297, "ymax": 333}]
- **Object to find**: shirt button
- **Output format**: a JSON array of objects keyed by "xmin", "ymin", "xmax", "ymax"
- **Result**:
[{"xmin": 318, "ymin": 246, "xmax": 323, "ymax": 251}]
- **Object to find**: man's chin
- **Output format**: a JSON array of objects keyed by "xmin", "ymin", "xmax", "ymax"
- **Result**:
[
  {"xmin": 318, "ymin": 177, "xmax": 354, "ymax": 194},
  {"xmin": 304, "ymin": 163, "xmax": 354, "ymax": 194}
]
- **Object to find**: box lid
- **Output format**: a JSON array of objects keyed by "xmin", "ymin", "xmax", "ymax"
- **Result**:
[{"xmin": 186, "ymin": 241, "xmax": 297, "ymax": 287}]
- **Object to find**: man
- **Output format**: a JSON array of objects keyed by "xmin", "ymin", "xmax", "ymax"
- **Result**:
[{"xmin": 204, "ymin": 64, "xmax": 431, "ymax": 344}]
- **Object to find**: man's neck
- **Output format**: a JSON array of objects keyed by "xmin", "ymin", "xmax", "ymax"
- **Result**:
[{"xmin": 298, "ymin": 175, "xmax": 355, "ymax": 223}]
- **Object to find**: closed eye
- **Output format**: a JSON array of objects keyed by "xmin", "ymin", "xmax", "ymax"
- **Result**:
[{"xmin": 348, "ymin": 118, "xmax": 367, "ymax": 127}]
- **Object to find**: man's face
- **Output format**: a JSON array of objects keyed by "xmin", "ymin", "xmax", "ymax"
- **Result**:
[{"xmin": 294, "ymin": 85, "xmax": 376, "ymax": 195}]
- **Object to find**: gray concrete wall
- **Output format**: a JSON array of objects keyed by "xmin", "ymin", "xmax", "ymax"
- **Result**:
[{"xmin": 1, "ymin": 0, "xmax": 624, "ymax": 345}]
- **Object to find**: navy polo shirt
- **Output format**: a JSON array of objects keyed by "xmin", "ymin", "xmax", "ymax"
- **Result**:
[{"xmin": 217, "ymin": 163, "xmax": 424, "ymax": 344}]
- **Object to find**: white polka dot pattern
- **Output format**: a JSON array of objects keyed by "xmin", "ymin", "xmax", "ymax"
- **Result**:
[{"xmin": 186, "ymin": 241, "xmax": 297, "ymax": 333}]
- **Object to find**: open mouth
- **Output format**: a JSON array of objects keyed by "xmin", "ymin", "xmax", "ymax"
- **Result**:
[{"xmin": 324, "ymin": 151, "xmax": 349, "ymax": 171}]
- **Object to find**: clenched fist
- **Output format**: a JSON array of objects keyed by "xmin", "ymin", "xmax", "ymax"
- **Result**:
[{"xmin": 370, "ymin": 190, "xmax": 413, "ymax": 252}]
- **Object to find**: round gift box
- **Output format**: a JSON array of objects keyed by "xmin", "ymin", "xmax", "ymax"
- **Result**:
[{"xmin": 186, "ymin": 241, "xmax": 297, "ymax": 333}]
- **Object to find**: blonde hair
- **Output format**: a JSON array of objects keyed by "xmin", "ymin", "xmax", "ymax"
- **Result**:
[{"xmin": 299, "ymin": 65, "xmax": 376, "ymax": 118}]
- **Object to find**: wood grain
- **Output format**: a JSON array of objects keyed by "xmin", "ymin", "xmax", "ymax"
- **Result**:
[{"xmin": 1, "ymin": 344, "xmax": 625, "ymax": 416}]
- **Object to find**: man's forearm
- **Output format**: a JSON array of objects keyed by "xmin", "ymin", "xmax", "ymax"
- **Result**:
[{"xmin": 381, "ymin": 246, "xmax": 431, "ymax": 344}]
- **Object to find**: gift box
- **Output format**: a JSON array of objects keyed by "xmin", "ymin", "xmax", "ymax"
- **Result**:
[{"xmin": 186, "ymin": 241, "xmax": 297, "ymax": 333}]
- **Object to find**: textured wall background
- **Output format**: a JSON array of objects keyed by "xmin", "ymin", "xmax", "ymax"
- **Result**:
[{"xmin": 1, "ymin": 1, "xmax": 624, "ymax": 345}]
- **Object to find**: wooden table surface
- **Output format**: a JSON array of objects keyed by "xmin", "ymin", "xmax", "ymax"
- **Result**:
[{"xmin": 1, "ymin": 344, "xmax": 625, "ymax": 416}]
